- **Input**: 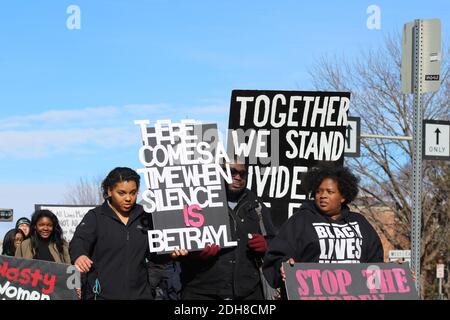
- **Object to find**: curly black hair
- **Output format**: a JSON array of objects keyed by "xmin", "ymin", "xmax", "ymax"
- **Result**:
[
  {"xmin": 29, "ymin": 209, "xmax": 65, "ymax": 258},
  {"xmin": 305, "ymin": 164, "xmax": 359, "ymax": 205},
  {"xmin": 101, "ymin": 167, "xmax": 140, "ymax": 199}
]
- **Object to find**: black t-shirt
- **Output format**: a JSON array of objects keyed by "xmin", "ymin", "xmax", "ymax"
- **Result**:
[{"xmin": 35, "ymin": 237, "xmax": 55, "ymax": 262}]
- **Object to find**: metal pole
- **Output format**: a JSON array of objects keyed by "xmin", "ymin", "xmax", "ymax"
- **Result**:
[
  {"xmin": 438, "ymin": 278, "xmax": 443, "ymax": 300},
  {"xmin": 360, "ymin": 134, "xmax": 413, "ymax": 141},
  {"xmin": 411, "ymin": 19, "xmax": 423, "ymax": 298}
]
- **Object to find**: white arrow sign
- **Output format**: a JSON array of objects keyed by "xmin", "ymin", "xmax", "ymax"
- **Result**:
[{"xmin": 423, "ymin": 120, "xmax": 450, "ymax": 160}]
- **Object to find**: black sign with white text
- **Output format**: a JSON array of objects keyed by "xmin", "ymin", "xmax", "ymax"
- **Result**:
[
  {"xmin": 135, "ymin": 120, "xmax": 237, "ymax": 254},
  {"xmin": 228, "ymin": 90, "xmax": 349, "ymax": 227}
]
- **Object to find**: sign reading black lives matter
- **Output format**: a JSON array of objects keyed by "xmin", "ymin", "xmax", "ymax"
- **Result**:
[
  {"xmin": 228, "ymin": 90, "xmax": 349, "ymax": 227},
  {"xmin": 0, "ymin": 255, "xmax": 79, "ymax": 300},
  {"xmin": 283, "ymin": 262, "xmax": 419, "ymax": 300},
  {"xmin": 135, "ymin": 119, "xmax": 237, "ymax": 254}
]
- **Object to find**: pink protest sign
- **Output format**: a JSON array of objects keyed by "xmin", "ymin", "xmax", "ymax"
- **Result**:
[{"xmin": 283, "ymin": 263, "xmax": 419, "ymax": 300}]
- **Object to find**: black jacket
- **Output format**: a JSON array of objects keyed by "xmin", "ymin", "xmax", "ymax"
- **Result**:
[
  {"xmin": 180, "ymin": 188, "xmax": 277, "ymax": 299},
  {"xmin": 69, "ymin": 201, "xmax": 153, "ymax": 300},
  {"xmin": 263, "ymin": 201, "xmax": 384, "ymax": 289}
]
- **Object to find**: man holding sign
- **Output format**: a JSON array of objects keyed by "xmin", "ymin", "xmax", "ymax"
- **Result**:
[
  {"xmin": 263, "ymin": 165, "xmax": 384, "ymax": 292},
  {"xmin": 179, "ymin": 160, "xmax": 277, "ymax": 300}
]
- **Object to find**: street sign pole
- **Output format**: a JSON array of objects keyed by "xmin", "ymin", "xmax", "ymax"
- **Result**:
[
  {"xmin": 403, "ymin": 18, "xmax": 441, "ymax": 299},
  {"xmin": 411, "ymin": 19, "xmax": 424, "ymax": 298}
]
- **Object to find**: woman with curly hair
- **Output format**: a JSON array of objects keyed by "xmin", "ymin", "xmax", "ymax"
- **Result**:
[
  {"xmin": 15, "ymin": 209, "xmax": 70, "ymax": 263},
  {"xmin": 262, "ymin": 164, "xmax": 383, "ymax": 290}
]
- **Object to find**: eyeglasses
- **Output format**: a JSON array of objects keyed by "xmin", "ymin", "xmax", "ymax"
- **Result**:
[{"xmin": 230, "ymin": 168, "xmax": 248, "ymax": 178}]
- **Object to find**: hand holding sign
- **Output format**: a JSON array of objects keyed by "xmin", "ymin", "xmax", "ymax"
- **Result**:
[
  {"xmin": 171, "ymin": 248, "xmax": 189, "ymax": 258},
  {"xmin": 280, "ymin": 258, "xmax": 296, "ymax": 282},
  {"xmin": 191, "ymin": 244, "xmax": 221, "ymax": 261}
]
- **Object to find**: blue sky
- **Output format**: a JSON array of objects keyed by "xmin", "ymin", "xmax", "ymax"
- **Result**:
[{"xmin": 0, "ymin": 0, "xmax": 448, "ymax": 236}]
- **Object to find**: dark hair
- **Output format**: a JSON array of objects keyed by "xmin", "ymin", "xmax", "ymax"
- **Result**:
[
  {"xmin": 101, "ymin": 167, "xmax": 140, "ymax": 199},
  {"xmin": 2, "ymin": 228, "xmax": 26, "ymax": 256},
  {"xmin": 29, "ymin": 210, "xmax": 65, "ymax": 258},
  {"xmin": 306, "ymin": 164, "xmax": 359, "ymax": 205}
]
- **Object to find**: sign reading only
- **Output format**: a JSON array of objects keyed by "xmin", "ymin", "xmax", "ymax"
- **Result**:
[{"xmin": 423, "ymin": 120, "xmax": 450, "ymax": 160}]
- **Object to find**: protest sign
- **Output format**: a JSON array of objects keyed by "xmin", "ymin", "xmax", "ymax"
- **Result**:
[
  {"xmin": 135, "ymin": 119, "xmax": 237, "ymax": 254},
  {"xmin": 283, "ymin": 262, "xmax": 419, "ymax": 300},
  {"xmin": 0, "ymin": 255, "xmax": 79, "ymax": 300},
  {"xmin": 35, "ymin": 205, "xmax": 95, "ymax": 242},
  {"xmin": 228, "ymin": 90, "xmax": 350, "ymax": 227}
]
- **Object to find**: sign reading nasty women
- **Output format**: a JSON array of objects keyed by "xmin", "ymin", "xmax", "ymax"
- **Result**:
[
  {"xmin": 228, "ymin": 90, "xmax": 349, "ymax": 227},
  {"xmin": 135, "ymin": 119, "xmax": 237, "ymax": 254},
  {"xmin": 283, "ymin": 262, "xmax": 419, "ymax": 300},
  {"xmin": 0, "ymin": 255, "xmax": 79, "ymax": 300}
]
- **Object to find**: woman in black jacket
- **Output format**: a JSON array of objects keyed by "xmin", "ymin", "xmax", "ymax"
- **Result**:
[
  {"xmin": 263, "ymin": 165, "xmax": 384, "ymax": 290},
  {"xmin": 69, "ymin": 167, "xmax": 153, "ymax": 300}
]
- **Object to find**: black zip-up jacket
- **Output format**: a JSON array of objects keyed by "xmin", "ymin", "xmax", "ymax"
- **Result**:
[
  {"xmin": 180, "ymin": 188, "xmax": 277, "ymax": 299},
  {"xmin": 263, "ymin": 201, "xmax": 384, "ymax": 289},
  {"xmin": 69, "ymin": 201, "xmax": 153, "ymax": 300}
]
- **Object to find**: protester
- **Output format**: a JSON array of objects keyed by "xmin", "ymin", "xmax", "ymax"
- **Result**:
[
  {"xmin": 69, "ymin": 167, "xmax": 154, "ymax": 300},
  {"xmin": 263, "ymin": 164, "xmax": 384, "ymax": 291},
  {"xmin": 15, "ymin": 217, "xmax": 31, "ymax": 238},
  {"xmin": 176, "ymin": 160, "xmax": 277, "ymax": 300},
  {"xmin": 1, "ymin": 228, "xmax": 25, "ymax": 256},
  {"xmin": 15, "ymin": 209, "xmax": 70, "ymax": 263}
]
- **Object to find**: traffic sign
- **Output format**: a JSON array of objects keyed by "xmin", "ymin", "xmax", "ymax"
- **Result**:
[
  {"xmin": 423, "ymin": 120, "xmax": 450, "ymax": 160},
  {"xmin": 402, "ymin": 19, "xmax": 441, "ymax": 94},
  {"xmin": 0, "ymin": 209, "xmax": 13, "ymax": 222},
  {"xmin": 436, "ymin": 264, "xmax": 445, "ymax": 279},
  {"xmin": 389, "ymin": 250, "xmax": 411, "ymax": 262},
  {"xmin": 344, "ymin": 116, "xmax": 360, "ymax": 157}
]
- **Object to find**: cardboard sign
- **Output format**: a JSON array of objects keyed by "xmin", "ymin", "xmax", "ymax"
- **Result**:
[
  {"xmin": 35, "ymin": 205, "xmax": 95, "ymax": 242},
  {"xmin": 284, "ymin": 262, "xmax": 419, "ymax": 300},
  {"xmin": 228, "ymin": 90, "xmax": 349, "ymax": 227},
  {"xmin": 135, "ymin": 119, "xmax": 237, "ymax": 254},
  {"xmin": 0, "ymin": 255, "xmax": 79, "ymax": 300}
]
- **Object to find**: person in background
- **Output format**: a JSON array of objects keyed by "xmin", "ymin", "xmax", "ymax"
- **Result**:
[
  {"xmin": 70, "ymin": 167, "xmax": 154, "ymax": 300},
  {"xmin": 263, "ymin": 164, "xmax": 384, "ymax": 292},
  {"xmin": 175, "ymin": 160, "xmax": 277, "ymax": 300},
  {"xmin": 15, "ymin": 217, "xmax": 31, "ymax": 238},
  {"xmin": 15, "ymin": 209, "xmax": 70, "ymax": 263},
  {"xmin": 1, "ymin": 228, "xmax": 25, "ymax": 256}
]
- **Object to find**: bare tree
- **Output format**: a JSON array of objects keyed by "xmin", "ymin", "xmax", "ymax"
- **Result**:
[
  {"xmin": 62, "ymin": 176, "xmax": 104, "ymax": 205},
  {"xmin": 309, "ymin": 34, "xmax": 450, "ymax": 299}
]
